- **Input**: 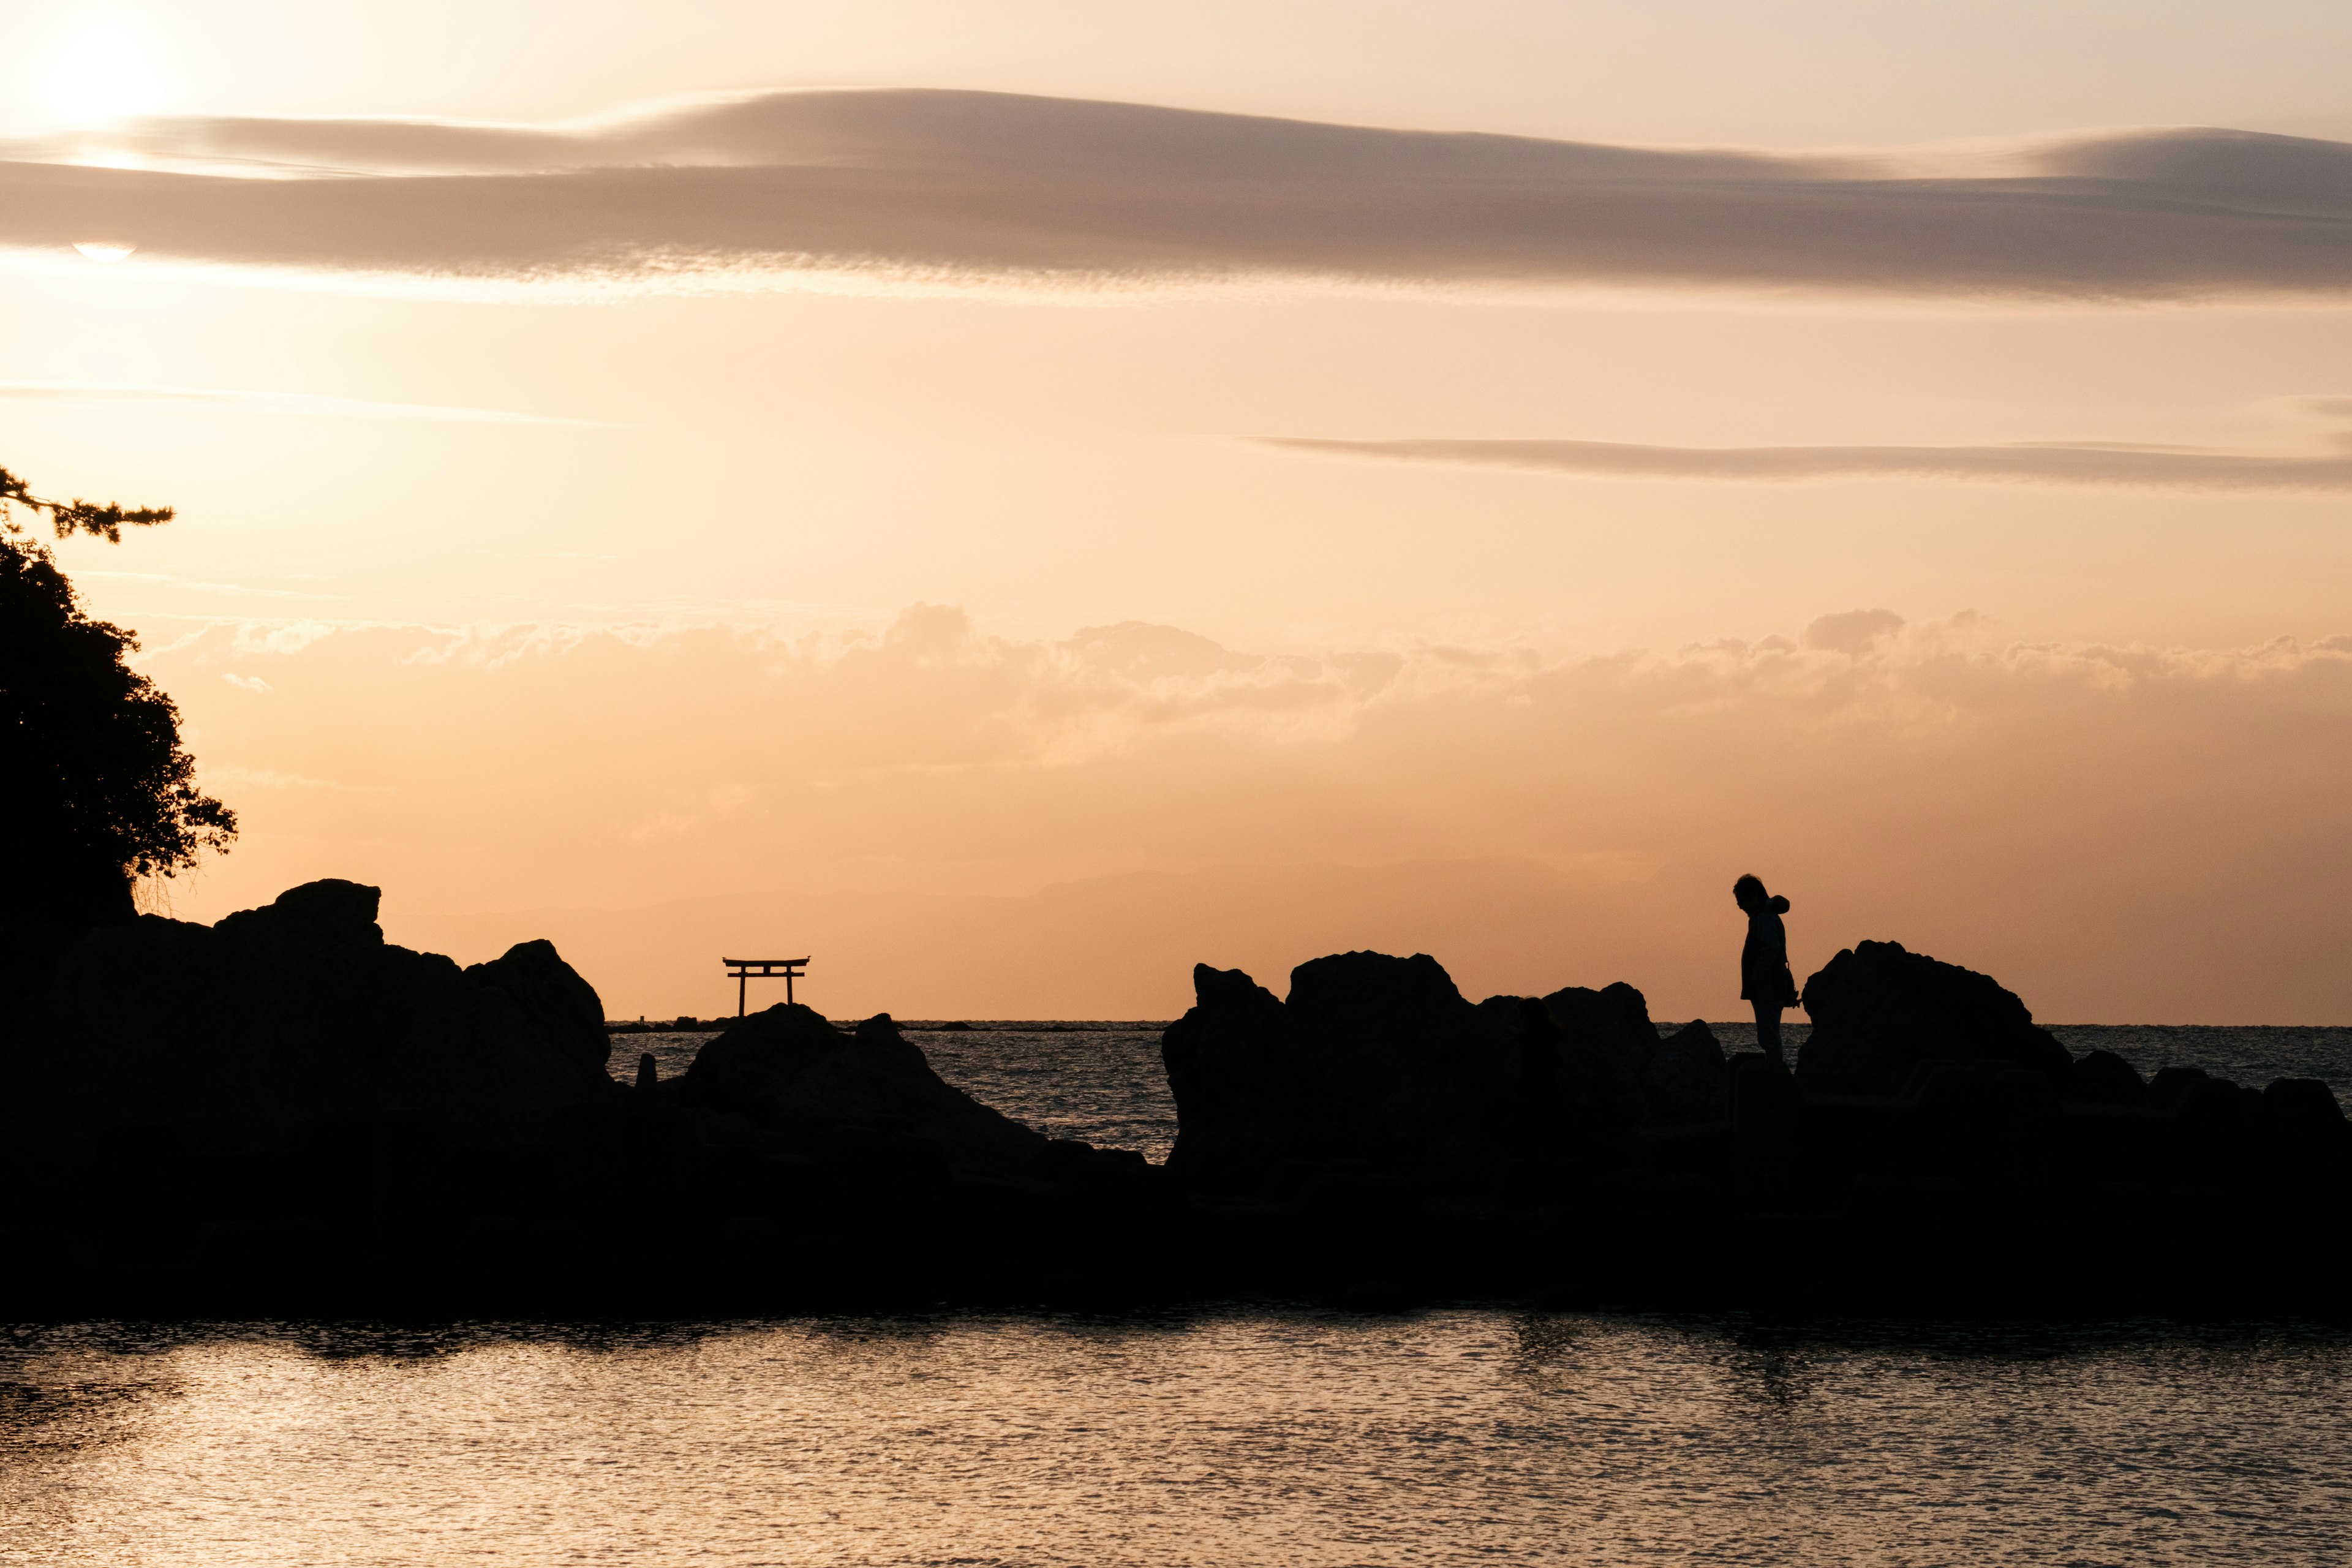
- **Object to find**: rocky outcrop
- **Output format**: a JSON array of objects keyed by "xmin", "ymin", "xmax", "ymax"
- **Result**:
[
  {"xmin": 1163, "ymin": 951, "xmax": 1692, "ymax": 1200},
  {"xmin": 10, "ymin": 879, "xmax": 612, "ymax": 1150},
  {"xmin": 1284, "ymin": 951, "xmax": 1522, "ymax": 1196},
  {"xmin": 6, "ymin": 884, "xmax": 2346, "ymax": 1317},
  {"xmin": 1152, "ymin": 938, "xmax": 2352, "ymax": 1311},
  {"xmin": 467, "ymin": 937, "xmax": 612, "ymax": 1081},
  {"xmin": 0, "ymin": 875, "xmax": 1182, "ymax": 1314},
  {"xmin": 2062, "ymin": 1048, "xmax": 2146, "ymax": 1107},
  {"xmin": 2261, "ymin": 1077, "xmax": 2352, "ymax": 1212},
  {"xmin": 211, "ymin": 875, "xmax": 384, "ymax": 942},
  {"xmin": 1647, "ymin": 1020, "xmax": 1731, "ymax": 1126},
  {"xmin": 0, "ymin": 878, "xmax": 624, "ymax": 1292},
  {"xmin": 1796, "ymin": 940, "xmax": 2071, "ymax": 1096},
  {"xmin": 1542, "ymin": 981, "xmax": 1656, "ymax": 1130},
  {"xmin": 674, "ymin": 1005, "xmax": 1054, "ymax": 1183},
  {"xmin": 2149, "ymin": 1065, "xmax": 2215, "ymax": 1110},
  {"xmin": 1167, "ymin": 952, "xmax": 1513, "ymax": 1194},
  {"xmin": 1164, "ymin": 951, "xmax": 1547, "ymax": 1197},
  {"xmin": 1158, "ymin": 963, "xmax": 1299, "ymax": 1193}
]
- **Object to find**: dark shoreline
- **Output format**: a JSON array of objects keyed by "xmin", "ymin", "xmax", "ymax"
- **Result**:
[
  {"xmin": 8, "ymin": 883, "xmax": 2348, "ymax": 1324},
  {"xmin": 603, "ymin": 1019, "xmax": 1177, "ymax": 1035}
]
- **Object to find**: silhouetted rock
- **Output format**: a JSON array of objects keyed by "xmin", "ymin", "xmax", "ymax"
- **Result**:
[
  {"xmin": 679, "ymin": 1005, "xmax": 1052, "ymax": 1182},
  {"xmin": 10, "ymin": 888, "xmax": 2349, "ymax": 1316},
  {"xmin": 1647, "ymin": 1021, "xmax": 1730, "ymax": 1126},
  {"xmin": 1164, "ymin": 951, "xmax": 1662, "ymax": 1202},
  {"xmin": 2263, "ymin": 1077, "xmax": 2348, "ymax": 1136},
  {"xmin": 466, "ymin": 938, "xmax": 611, "ymax": 1080},
  {"xmin": 2148, "ymin": 1065, "xmax": 2213, "ymax": 1111},
  {"xmin": 1285, "ymin": 951, "xmax": 1517, "ymax": 1193},
  {"xmin": 1729, "ymin": 1050, "xmax": 1799, "ymax": 1197},
  {"xmin": 2174, "ymin": 1072, "xmax": 2253, "ymax": 1124},
  {"xmin": 214, "ymin": 876, "xmax": 385, "ymax": 944},
  {"xmin": 1796, "ymin": 940, "xmax": 2070, "ymax": 1097},
  {"xmin": 1288, "ymin": 951, "xmax": 1470, "ymax": 1057},
  {"xmin": 2255, "ymin": 1079, "xmax": 2352, "ymax": 1223},
  {"xmin": 1, "ymin": 878, "xmax": 620, "ymax": 1280},
  {"xmin": 1161, "ymin": 963, "xmax": 1298, "ymax": 1191},
  {"xmin": 1469, "ymin": 994, "xmax": 1572, "ymax": 1192},
  {"xmin": 2062, "ymin": 1049, "xmax": 2147, "ymax": 1108},
  {"xmin": 1046, "ymin": 1136, "xmax": 1152, "ymax": 1192},
  {"xmin": 2261, "ymin": 1077, "xmax": 2352, "ymax": 1192},
  {"xmin": 1543, "ymin": 981, "xmax": 1656, "ymax": 1129}
]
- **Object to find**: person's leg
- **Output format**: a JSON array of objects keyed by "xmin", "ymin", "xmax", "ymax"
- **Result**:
[{"xmin": 1752, "ymin": 1000, "xmax": 1783, "ymax": 1065}]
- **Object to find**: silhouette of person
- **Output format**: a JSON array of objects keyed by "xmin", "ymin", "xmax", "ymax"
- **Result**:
[{"xmin": 1734, "ymin": 873, "xmax": 1798, "ymax": 1065}]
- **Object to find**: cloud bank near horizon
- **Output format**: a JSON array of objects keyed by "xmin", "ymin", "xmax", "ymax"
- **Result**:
[
  {"xmin": 1262, "ymin": 432, "xmax": 2352, "ymax": 492},
  {"xmin": 143, "ymin": 601, "xmax": 2352, "ymax": 1020},
  {"xmin": 9, "ymin": 89, "xmax": 2352, "ymax": 300}
]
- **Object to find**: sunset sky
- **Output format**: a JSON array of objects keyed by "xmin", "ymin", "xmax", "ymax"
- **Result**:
[{"xmin": 9, "ymin": 0, "xmax": 2352, "ymax": 1022}]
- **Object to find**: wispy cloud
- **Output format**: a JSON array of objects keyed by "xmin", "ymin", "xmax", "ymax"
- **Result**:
[
  {"xmin": 1261, "ymin": 433, "xmax": 2352, "ymax": 492},
  {"xmin": 6, "ymin": 91, "xmax": 2352, "ymax": 301},
  {"xmin": 0, "ymin": 379, "xmax": 610, "ymax": 426}
]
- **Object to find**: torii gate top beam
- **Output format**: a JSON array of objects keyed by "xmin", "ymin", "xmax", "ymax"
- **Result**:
[{"xmin": 722, "ymin": 957, "xmax": 809, "ymax": 1014}]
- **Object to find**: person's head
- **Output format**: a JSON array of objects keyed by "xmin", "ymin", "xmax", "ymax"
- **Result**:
[{"xmin": 1732, "ymin": 873, "xmax": 1767, "ymax": 911}]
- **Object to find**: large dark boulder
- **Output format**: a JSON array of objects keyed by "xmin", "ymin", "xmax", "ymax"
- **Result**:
[
  {"xmin": 1543, "ymin": 981, "xmax": 1657, "ymax": 1130},
  {"xmin": 15, "ymin": 880, "xmax": 610, "ymax": 1133},
  {"xmin": 2260, "ymin": 1079, "xmax": 2352, "ymax": 1205},
  {"xmin": 2062, "ymin": 1049, "xmax": 2147, "ymax": 1108},
  {"xmin": 1796, "ymin": 940, "xmax": 2070, "ymax": 1098},
  {"xmin": 1161, "ymin": 964, "xmax": 1300, "ymax": 1191},
  {"xmin": 1, "ymin": 880, "xmax": 620, "ymax": 1252},
  {"xmin": 2263, "ymin": 1077, "xmax": 2348, "ymax": 1138},
  {"xmin": 678, "ymin": 1006, "xmax": 1051, "ymax": 1183},
  {"xmin": 1284, "ymin": 951, "xmax": 1512, "ymax": 1189},
  {"xmin": 2148, "ymin": 1065, "xmax": 2214, "ymax": 1111},
  {"xmin": 1646, "ymin": 1021, "xmax": 1730, "ymax": 1126},
  {"xmin": 1474, "ymin": 994, "xmax": 1572, "ymax": 1185},
  {"xmin": 1165, "ymin": 950, "xmax": 1510, "ymax": 1195},
  {"xmin": 1162, "ymin": 950, "xmax": 1657, "ymax": 1200},
  {"xmin": 1287, "ymin": 951, "xmax": 1471, "ymax": 1053},
  {"xmin": 214, "ymin": 876, "xmax": 385, "ymax": 944},
  {"xmin": 467, "ymin": 938, "xmax": 611, "ymax": 1080}
]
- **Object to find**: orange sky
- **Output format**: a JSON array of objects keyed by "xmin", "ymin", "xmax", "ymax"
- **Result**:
[{"xmin": 9, "ymin": 2, "xmax": 2351, "ymax": 1021}]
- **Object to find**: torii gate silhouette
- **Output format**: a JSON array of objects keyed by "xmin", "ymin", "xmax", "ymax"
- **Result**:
[{"xmin": 722, "ymin": 957, "xmax": 809, "ymax": 1016}]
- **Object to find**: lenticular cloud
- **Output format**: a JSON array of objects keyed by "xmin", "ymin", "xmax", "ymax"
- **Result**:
[
  {"xmin": 7, "ymin": 89, "xmax": 2352, "ymax": 301},
  {"xmin": 1260, "ymin": 435, "xmax": 2352, "ymax": 494}
]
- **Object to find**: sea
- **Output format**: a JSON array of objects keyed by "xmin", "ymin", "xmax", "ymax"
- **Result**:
[{"xmin": 4, "ymin": 1021, "xmax": 2349, "ymax": 1567}]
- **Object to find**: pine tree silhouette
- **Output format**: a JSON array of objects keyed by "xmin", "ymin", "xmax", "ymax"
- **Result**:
[{"xmin": 2, "ymin": 467, "xmax": 236, "ymax": 940}]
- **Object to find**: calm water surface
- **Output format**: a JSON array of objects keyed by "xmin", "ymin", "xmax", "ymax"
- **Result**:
[
  {"xmin": 4, "ymin": 1312, "xmax": 2349, "ymax": 1566},
  {"xmin": 7, "ymin": 1024, "xmax": 2343, "ymax": 1565}
]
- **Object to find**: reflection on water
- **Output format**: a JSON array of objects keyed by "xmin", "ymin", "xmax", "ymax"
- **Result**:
[{"xmin": 4, "ymin": 1312, "xmax": 2348, "ymax": 1565}]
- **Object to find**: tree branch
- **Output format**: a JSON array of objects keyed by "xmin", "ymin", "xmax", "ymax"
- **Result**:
[{"xmin": 0, "ymin": 467, "xmax": 175, "ymax": 543}]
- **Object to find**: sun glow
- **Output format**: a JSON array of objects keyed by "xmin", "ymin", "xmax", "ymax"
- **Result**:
[
  {"xmin": 43, "ymin": 18, "xmax": 165, "ymax": 128},
  {"xmin": 72, "ymin": 243, "xmax": 135, "ymax": 263}
]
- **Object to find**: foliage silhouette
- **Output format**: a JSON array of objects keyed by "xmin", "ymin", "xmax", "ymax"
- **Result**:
[{"xmin": 2, "ymin": 466, "xmax": 235, "ymax": 928}]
